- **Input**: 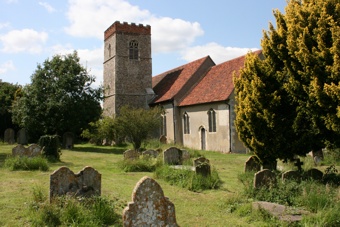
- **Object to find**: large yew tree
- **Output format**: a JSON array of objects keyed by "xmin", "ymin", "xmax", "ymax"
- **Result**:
[
  {"xmin": 234, "ymin": 0, "xmax": 340, "ymax": 163},
  {"xmin": 12, "ymin": 51, "xmax": 102, "ymax": 142}
]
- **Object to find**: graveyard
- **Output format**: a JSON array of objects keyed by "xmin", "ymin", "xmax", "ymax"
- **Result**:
[{"xmin": 0, "ymin": 142, "xmax": 339, "ymax": 226}]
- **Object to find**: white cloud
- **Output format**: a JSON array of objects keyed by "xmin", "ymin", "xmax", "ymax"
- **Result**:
[
  {"xmin": 38, "ymin": 2, "xmax": 56, "ymax": 13},
  {"xmin": 181, "ymin": 42, "xmax": 258, "ymax": 64},
  {"xmin": 0, "ymin": 29, "xmax": 48, "ymax": 54},
  {"xmin": 0, "ymin": 60, "xmax": 15, "ymax": 74},
  {"xmin": 0, "ymin": 22, "xmax": 10, "ymax": 30},
  {"xmin": 64, "ymin": 0, "xmax": 203, "ymax": 54}
]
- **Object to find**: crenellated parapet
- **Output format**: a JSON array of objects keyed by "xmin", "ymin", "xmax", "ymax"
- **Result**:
[{"xmin": 104, "ymin": 21, "xmax": 151, "ymax": 40}]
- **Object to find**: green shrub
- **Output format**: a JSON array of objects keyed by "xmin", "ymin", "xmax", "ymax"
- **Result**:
[
  {"xmin": 38, "ymin": 135, "xmax": 61, "ymax": 161},
  {"xmin": 4, "ymin": 156, "xmax": 49, "ymax": 171},
  {"xmin": 117, "ymin": 156, "xmax": 162, "ymax": 172},
  {"xmin": 154, "ymin": 165, "xmax": 222, "ymax": 191}
]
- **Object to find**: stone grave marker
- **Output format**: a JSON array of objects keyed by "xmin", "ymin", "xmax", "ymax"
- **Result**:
[
  {"xmin": 159, "ymin": 135, "xmax": 167, "ymax": 144},
  {"xmin": 62, "ymin": 132, "xmax": 74, "ymax": 149},
  {"xmin": 244, "ymin": 155, "xmax": 261, "ymax": 172},
  {"xmin": 311, "ymin": 149, "xmax": 324, "ymax": 161},
  {"xmin": 254, "ymin": 169, "xmax": 277, "ymax": 189},
  {"xmin": 142, "ymin": 149, "xmax": 159, "ymax": 158},
  {"xmin": 12, "ymin": 144, "xmax": 27, "ymax": 156},
  {"xmin": 50, "ymin": 166, "xmax": 101, "ymax": 202},
  {"xmin": 124, "ymin": 149, "xmax": 140, "ymax": 160},
  {"xmin": 194, "ymin": 157, "xmax": 211, "ymax": 176},
  {"xmin": 12, "ymin": 144, "xmax": 42, "ymax": 157},
  {"xmin": 123, "ymin": 176, "xmax": 178, "ymax": 227},
  {"xmin": 163, "ymin": 147, "xmax": 182, "ymax": 165},
  {"xmin": 303, "ymin": 168, "xmax": 323, "ymax": 181},
  {"xmin": 294, "ymin": 158, "xmax": 304, "ymax": 172},
  {"xmin": 282, "ymin": 170, "xmax": 301, "ymax": 182},
  {"xmin": 17, "ymin": 128, "xmax": 28, "ymax": 145},
  {"xmin": 4, "ymin": 128, "xmax": 15, "ymax": 144}
]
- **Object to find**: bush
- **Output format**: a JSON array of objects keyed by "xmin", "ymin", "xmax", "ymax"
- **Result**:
[
  {"xmin": 4, "ymin": 156, "xmax": 49, "ymax": 171},
  {"xmin": 117, "ymin": 156, "xmax": 162, "ymax": 172},
  {"xmin": 38, "ymin": 135, "xmax": 61, "ymax": 161}
]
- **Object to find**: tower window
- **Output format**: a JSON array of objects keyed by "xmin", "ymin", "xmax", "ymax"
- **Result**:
[
  {"xmin": 129, "ymin": 40, "xmax": 139, "ymax": 60},
  {"xmin": 160, "ymin": 114, "xmax": 167, "ymax": 136},
  {"xmin": 208, "ymin": 108, "xmax": 216, "ymax": 132},
  {"xmin": 108, "ymin": 44, "xmax": 111, "ymax": 58},
  {"xmin": 183, "ymin": 112, "xmax": 190, "ymax": 134}
]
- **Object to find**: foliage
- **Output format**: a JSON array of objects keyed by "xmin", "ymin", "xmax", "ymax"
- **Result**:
[
  {"xmin": 29, "ymin": 188, "xmax": 121, "ymax": 227},
  {"xmin": 4, "ymin": 156, "xmax": 49, "ymax": 171},
  {"xmin": 114, "ymin": 105, "xmax": 163, "ymax": 150},
  {"xmin": 38, "ymin": 135, "xmax": 61, "ymax": 161},
  {"xmin": 154, "ymin": 165, "xmax": 222, "ymax": 192},
  {"xmin": 0, "ymin": 82, "xmax": 21, "ymax": 138},
  {"xmin": 234, "ymin": 0, "xmax": 340, "ymax": 163},
  {"xmin": 81, "ymin": 116, "xmax": 116, "ymax": 145},
  {"xmin": 117, "ymin": 155, "xmax": 162, "ymax": 172},
  {"xmin": 11, "ymin": 51, "xmax": 102, "ymax": 142}
]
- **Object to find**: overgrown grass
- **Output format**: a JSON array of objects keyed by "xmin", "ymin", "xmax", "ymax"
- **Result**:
[
  {"xmin": 28, "ymin": 187, "xmax": 122, "ymax": 226},
  {"xmin": 4, "ymin": 156, "xmax": 49, "ymax": 171},
  {"xmin": 117, "ymin": 155, "xmax": 162, "ymax": 172}
]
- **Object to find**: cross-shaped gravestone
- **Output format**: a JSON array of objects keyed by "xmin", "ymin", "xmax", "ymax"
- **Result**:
[{"xmin": 294, "ymin": 158, "xmax": 304, "ymax": 172}]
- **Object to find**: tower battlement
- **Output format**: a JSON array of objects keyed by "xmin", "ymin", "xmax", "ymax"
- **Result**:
[{"xmin": 104, "ymin": 21, "xmax": 151, "ymax": 40}]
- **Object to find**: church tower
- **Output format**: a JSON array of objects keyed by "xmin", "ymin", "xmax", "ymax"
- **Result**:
[{"xmin": 103, "ymin": 21, "xmax": 152, "ymax": 116}]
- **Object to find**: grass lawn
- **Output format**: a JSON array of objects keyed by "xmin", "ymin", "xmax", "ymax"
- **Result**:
[{"xmin": 0, "ymin": 143, "xmax": 337, "ymax": 226}]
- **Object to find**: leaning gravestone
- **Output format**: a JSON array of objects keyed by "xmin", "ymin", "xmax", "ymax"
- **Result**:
[
  {"xmin": 244, "ymin": 155, "xmax": 261, "ymax": 172},
  {"xmin": 124, "ymin": 150, "xmax": 140, "ymax": 160},
  {"xmin": 163, "ymin": 147, "xmax": 182, "ymax": 165},
  {"xmin": 50, "ymin": 166, "xmax": 101, "ymax": 202},
  {"xmin": 4, "ymin": 128, "xmax": 15, "ymax": 144},
  {"xmin": 303, "ymin": 168, "xmax": 323, "ymax": 181},
  {"xmin": 194, "ymin": 157, "xmax": 211, "ymax": 176},
  {"xmin": 123, "ymin": 176, "xmax": 178, "ymax": 227},
  {"xmin": 282, "ymin": 170, "xmax": 301, "ymax": 182},
  {"xmin": 62, "ymin": 132, "xmax": 74, "ymax": 149},
  {"xmin": 254, "ymin": 169, "xmax": 277, "ymax": 189},
  {"xmin": 142, "ymin": 149, "xmax": 159, "ymax": 158},
  {"xmin": 17, "ymin": 128, "xmax": 28, "ymax": 145},
  {"xmin": 12, "ymin": 144, "xmax": 27, "ymax": 156}
]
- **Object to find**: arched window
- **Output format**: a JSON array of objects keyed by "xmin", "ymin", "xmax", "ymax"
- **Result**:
[
  {"xmin": 208, "ymin": 108, "xmax": 216, "ymax": 132},
  {"xmin": 129, "ymin": 40, "xmax": 139, "ymax": 60},
  {"xmin": 183, "ymin": 112, "xmax": 190, "ymax": 134},
  {"xmin": 160, "ymin": 114, "xmax": 167, "ymax": 136}
]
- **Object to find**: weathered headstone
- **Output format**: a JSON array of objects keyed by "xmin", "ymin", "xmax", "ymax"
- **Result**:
[
  {"xmin": 244, "ymin": 155, "xmax": 261, "ymax": 172},
  {"xmin": 122, "ymin": 176, "xmax": 178, "ymax": 227},
  {"xmin": 311, "ymin": 149, "xmax": 324, "ymax": 161},
  {"xmin": 142, "ymin": 149, "xmax": 159, "ymax": 158},
  {"xmin": 282, "ymin": 170, "xmax": 301, "ymax": 182},
  {"xmin": 194, "ymin": 157, "xmax": 211, "ymax": 176},
  {"xmin": 17, "ymin": 128, "xmax": 28, "ymax": 145},
  {"xmin": 159, "ymin": 135, "xmax": 167, "ymax": 144},
  {"xmin": 50, "ymin": 166, "xmax": 101, "ymax": 202},
  {"xmin": 4, "ymin": 128, "xmax": 15, "ymax": 144},
  {"xmin": 62, "ymin": 132, "xmax": 74, "ymax": 149},
  {"xmin": 12, "ymin": 144, "xmax": 27, "ymax": 156},
  {"xmin": 303, "ymin": 168, "xmax": 323, "ymax": 181},
  {"xmin": 163, "ymin": 147, "xmax": 181, "ymax": 165},
  {"xmin": 124, "ymin": 149, "xmax": 140, "ymax": 160},
  {"xmin": 294, "ymin": 158, "xmax": 304, "ymax": 172},
  {"xmin": 254, "ymin": 169, "xmax": 277, "ymax": 188},
  {"xmin": 12, "ymin": 144, "xmax": 42, "ymax": 157}
]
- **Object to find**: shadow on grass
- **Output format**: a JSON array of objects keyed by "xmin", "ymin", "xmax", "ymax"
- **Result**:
[
  {"xmin": 70, "ymin": 145, "xmax": 127, "ymax": 155},
  {"xmin": 0, "ymin": 153, "xmax": 8, "ymax": 167}
]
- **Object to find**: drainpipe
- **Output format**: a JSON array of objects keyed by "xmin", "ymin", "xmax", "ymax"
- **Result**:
[{"xmin": 226, "ymin": 103, "xmax": 232, "ymax": 153}]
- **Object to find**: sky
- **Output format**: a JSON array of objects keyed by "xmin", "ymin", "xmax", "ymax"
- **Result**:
[{"xmin": 0, "ymin": 0, "xmax": 287, "ymax": 87}]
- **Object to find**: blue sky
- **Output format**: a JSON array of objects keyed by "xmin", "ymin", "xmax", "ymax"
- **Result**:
[{"xmin": 0, "ymin": 0, "xmax": 287, "ymax": 86}]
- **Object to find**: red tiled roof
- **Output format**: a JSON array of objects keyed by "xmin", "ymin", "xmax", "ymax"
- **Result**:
[
  {"xmin": 152, "ymin": 56, "xmax": 213, "ymax": 104},
  {"xmin": 179, "ymin": 50, "xmax": 262, "ymax": 106}
]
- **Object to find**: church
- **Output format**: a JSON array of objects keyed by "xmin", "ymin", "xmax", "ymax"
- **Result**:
[{"xmin": 103, "ymin": 21, "xmax": 261, "ymax": 153}]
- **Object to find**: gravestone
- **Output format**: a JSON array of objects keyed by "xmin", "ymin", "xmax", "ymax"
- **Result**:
[
  {"xmin": 244, "ymin": 156, "xmax": 261, "ymax": 172},
  {"xmin": 159, "ymin": 135, "xmax": 167, "ymax": 144},
  {"xmin": 303, "ymin": 168, "xmax": 323, "ymax": 181},
  {"xmin": 163, "ymin": 147, "xmax": 182, "ymax": 165},
  {"xmin": 311, "ymin": 149, "xmax": 324, "ymax": 161},
  {"xmin": 124, "ymin": 149, "xmax": 140, "ymax": 160},
  {"xmin": 4, "ymin": 128, "xmax": 15, "ymax": 144},
  {"xmin": 12, "ymin": 144, "xmax": 42, "ymax": 157},
  {"xmin": 194, "ymin": 157, "xmax": 211, "ymax": 176},
  {"xmin": 50, "ymin": 166, "xmax": 101, "ymax": 202},
  {"xmin": 254, "ymin": 169, "xmax": 277, "ymax": 189},
  {"xmin": 181, "ymin": 149, "xmax": 191, "ymax": 162},
  {"xmin": 123, "ymin": 176, "xmax": 178, "ymax": 227},
  {"xmin": 62, "ymin": 132, "xmax": 74, "ymax": 149},
  {"xmin": 17, "ymin": 128, "xmax": 28, "ymax": 145},
  {"xmin": 294, "ymin": 158, "xmax": 304, "ymax": 172},
  {"xmin": 282, "ymin": 170, "xmax": 301, "ymax": 182},
  {"xmin": 142, "ymin": 149, "xmax": 159, "ymax": 158}
]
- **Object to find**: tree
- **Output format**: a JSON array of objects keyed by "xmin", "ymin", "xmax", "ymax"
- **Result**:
[
  {"xmin": 234, "ymin": 0, "xmax": 340, "ymax": 163},
  {"xmin": 0, "ymin": 82, "xmax": 20, "ymax": 137},
  {"xmin": 12, "ymin": 51, "xmax": 102, "ymax": 142},
  {"xmin": 81, "ymin": 116, "xmax": 116, "ymax": 145},
  {"xmin": 114, "ymin": 105, "xmax": 163, "ymax": 150}
]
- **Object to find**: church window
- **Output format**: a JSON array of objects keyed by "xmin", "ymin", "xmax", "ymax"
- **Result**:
[
  {"xmin": 183, "ymin": 112, "xmax": 190, "ymax": 134},
  {"xmin": 129, "ymin": 40, "xmax": 139, "ymax": 60},
  {"xmin": 108, "ymin": 44, "xmax": 111, "ymax": 57},
  {"xmin": 208, "ymin": 109, "xmax": 216, "ymax": 132},
  {"xmin": 160, "ymin": 114, "xmax": 167, "ymax": 136}
]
